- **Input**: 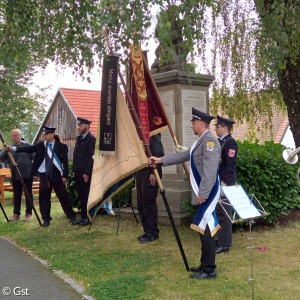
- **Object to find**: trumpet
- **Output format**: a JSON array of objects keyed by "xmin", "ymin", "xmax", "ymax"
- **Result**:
[{"xmin": 282, "ymin": 146, "xmax": 300, "ymax": 164}]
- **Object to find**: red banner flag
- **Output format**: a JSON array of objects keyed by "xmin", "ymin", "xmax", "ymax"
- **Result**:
[
  {"xmin": 130, "ymin": 46, "xmax": 168, "ymax": 142},
  {"xmin": 130, "ymin": 45, "xmax": 150, "ymax": 144}
]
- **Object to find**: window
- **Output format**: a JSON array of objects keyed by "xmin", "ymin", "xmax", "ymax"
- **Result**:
[{"xmin": 58, "ymin": 108, "xmax": 63, "ymax": 120}]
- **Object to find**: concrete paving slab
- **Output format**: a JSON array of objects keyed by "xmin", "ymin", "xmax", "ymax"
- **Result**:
[{"xmin": 0, "ymin": 237, "xmax": 93, "ymax": 300}]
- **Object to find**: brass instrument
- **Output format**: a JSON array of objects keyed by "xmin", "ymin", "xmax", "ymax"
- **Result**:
[{"xmin": 282, "ymin": 146, "xmax": 300, "ymax": 164}]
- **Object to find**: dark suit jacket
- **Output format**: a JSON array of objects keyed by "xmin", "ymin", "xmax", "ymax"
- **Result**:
[
  {"xmin": 16, "ymin": 140, "xmax": 69, "ymax": 181},
  {"xmin": 149, "ymin": 134, "xmax": 164, "ymax": 178},
  {"xmin": 219, "ymin": 134, "xmax": 238, "ymax": 186},
  {"xmin": 0, "ymin": 141, "xmax": 34, "ymax": 179},
  {"xmin": 73, "ymin": 131, "xmax": 96, "ymax": 176}
]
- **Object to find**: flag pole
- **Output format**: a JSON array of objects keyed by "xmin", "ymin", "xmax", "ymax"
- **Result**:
[
  {"xmin": 0, "ymin": 199, "xmax": 9, "ymax": 222},
  {"xmin": 103, "ymin": 34, "xmax": 189, "ymax": 271},
  {"xmin": 0, "ymin": 131, "xmax": 42, "ymax": 226},
  {"xmin": 117, "ymin": 61, "xmax": 190, "ymax": 272},
  {"xmin": 141, "ymin": 53, "xmax": 190, "ymax": 182}
]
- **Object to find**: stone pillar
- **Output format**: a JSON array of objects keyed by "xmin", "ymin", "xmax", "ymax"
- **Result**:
[{"xmin": 129, "ymin": 68, "xmax": 215, "ymax": 225}]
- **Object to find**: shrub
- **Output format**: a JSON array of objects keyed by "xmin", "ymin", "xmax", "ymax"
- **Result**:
[
  {"xmin": 236, "ymin": 140, "xmax": 300, "ymax": 224},
  {"xmin": 66, "ymin": 161, "xmax": 80, "ymax": 210}
]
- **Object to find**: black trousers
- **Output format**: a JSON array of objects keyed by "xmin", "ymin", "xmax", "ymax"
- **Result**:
[
  {"xmin": 136, "ymin": 168, "xmax": 159, "ymax": 237},
  {"xmin": 12, "ymin": 178, "xmax": 33, "ymax": 215},
  {"xmin": 39, "ymin": 173, "xmax": 76, "ymax": 222},
  {"xmin": 199, "ymin": 225, "xmax": 217, "ymax": 273},
  {"xmin": 74, "ymin": 171, "xmax": 91, "ymax": 219},
  {"xmin": 216, "ymin": 199, "xmax": 232, "ymax": 247}
]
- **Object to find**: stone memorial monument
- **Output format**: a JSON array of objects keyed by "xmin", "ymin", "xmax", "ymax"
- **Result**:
[
  {"xmin": 120, "ymin": 8, "xmax": 215, "ymax": 225},
  {"xmin": 131, "ymin": 11, "xmax": 215, "ymax": 225}
]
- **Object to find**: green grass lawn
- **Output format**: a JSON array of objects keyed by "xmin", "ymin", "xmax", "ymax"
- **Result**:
[{"xmin": 1, "ymin": 200, "xmax": 300, "ymax": 300}]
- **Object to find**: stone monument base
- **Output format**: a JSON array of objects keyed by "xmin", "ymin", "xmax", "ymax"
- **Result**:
[{"xmin": 117, "ymin": 207, "xmax": 192, "ymax": 226}]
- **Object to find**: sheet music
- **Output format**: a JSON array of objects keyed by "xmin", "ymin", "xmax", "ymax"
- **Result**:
[{"xmin": 221, "ymin": 185, "xmax": 261, "ymax": 219}]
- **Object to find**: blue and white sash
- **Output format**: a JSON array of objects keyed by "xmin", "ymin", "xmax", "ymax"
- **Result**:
[
  {"xmin": 101, "ymin": 198, "xmax": 115, "ymax": 215},
  {"xmin": 189, "ymin": 139, "xmax": 221, "ymax": 236},
  {"xmin": 45, "ymin": 141, "xmax": 63, "ymax": 175}
]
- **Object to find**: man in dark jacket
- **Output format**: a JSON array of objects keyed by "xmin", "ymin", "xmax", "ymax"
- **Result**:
[
  {"xmin": 0, "ymin": 129, "xmax": 34, "ymax": 221},
  {"xmin": 7, "ymin": 126, "xmax": 77, "ymax": 227},
  {"xmin": 136, "ymin": 133, "xmax": 164, "ymax": 243},
  {"xmin": 72, "ymin": 117, "xmax": 96, "ymax": 226},
  {"xmin": 214, "ymin": 115, "xmax": 238, "ymax": 254}
]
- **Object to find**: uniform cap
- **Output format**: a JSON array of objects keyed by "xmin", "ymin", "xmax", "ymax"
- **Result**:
[
  {"xmin": 215, "ymin": 115, "xmax": 235, "ymax": 127},
  {"xmin": 189, "ymin": 107, "xmax": 215, "ymax": 124},
  {"xmin": 77, "ymin": 117, "xmax": 92, "ymax": 125},
  {"xmin": 42, "ymin": 126, "xmax": 56, "ymax": 135}
]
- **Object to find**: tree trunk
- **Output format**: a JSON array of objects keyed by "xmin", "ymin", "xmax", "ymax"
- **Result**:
[{"xmin": 277, "ymin": 57, "xmax": 300, "ymax": 148}]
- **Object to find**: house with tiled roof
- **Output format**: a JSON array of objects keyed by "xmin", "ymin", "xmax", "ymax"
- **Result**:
[
  {"xmin": 214, "ymin": 107, "xmax": 295, "ymax": 149},
  {"xmin": 231, "ymin": 109, "xmax": 294, "ymax": 148},
  {"xmin": 34, "ymin": 87, "xmax": 295, "ymax": 161},
  {"xmin": 33, "ymin": 88, "xmax": 101, "ymax": 160}
]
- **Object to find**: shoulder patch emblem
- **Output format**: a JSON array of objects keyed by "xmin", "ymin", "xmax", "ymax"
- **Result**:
[
  {"xmin": 228, "ymin": 149, "xmax": 236, "ymax": 157},
  {"xmin": 207, "ymin": 141, "xmax": 215, "ymax": 151}
]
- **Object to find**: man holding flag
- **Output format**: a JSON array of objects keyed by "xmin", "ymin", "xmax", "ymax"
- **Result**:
[
  {"xmin": 6, "ymin": 126, "xmax": 77, "ymax": 227},
  {"xmin": 150, "ymin": 108, "xmax": 221, "ymax": 279}
]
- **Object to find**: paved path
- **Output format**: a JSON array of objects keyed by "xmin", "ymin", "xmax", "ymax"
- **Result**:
[{"xmin": 0, "ymin": 237, "xmax": 93, "ymax": 300}]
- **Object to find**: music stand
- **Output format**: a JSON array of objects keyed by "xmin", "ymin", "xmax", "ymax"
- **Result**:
[{"xmin": 220, "ymin": 185, "xmax": 269, "ymax": 300}]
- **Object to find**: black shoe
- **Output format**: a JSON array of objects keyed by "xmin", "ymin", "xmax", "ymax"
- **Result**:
[
  {"xmin": 215, "ymin": 245, "xmax": 229, "ymax": 254},
  {"xmin": 42, "ymin": 221, "xmax": 50, "ymax": 227},
  {"xmin": 190, "ymin": 270, "xmax": 217, "ymax": 279},
  {"xmin": 139, "ymin": 235, "xmax": 159, "ymax": 243},
  {"xmin": 137, "ymin": 233, "xmax": 147, "ymax": 241},
  {"xmin": 190, "ymin": 265, "xmax": 202, "ymax": 273},
  {"xmin": 69, "ymin": 216, "xmax": 77, "ymax": 225},
  {"xmin": 79, "ymin": 218, "xmax": 91, "ymax": 226},
  {"xmin": 72, "ymin": 218, "xmax": 83, "ymax": 225}
]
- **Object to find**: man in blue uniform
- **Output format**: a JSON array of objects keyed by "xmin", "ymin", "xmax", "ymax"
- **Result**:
[
  {"xmin": 215, "ymin": 115, "xmax": 238, "ymax": 254},
  {"xmin": 7, "ymin": 126, "xmax": 77, "ymax": 227}
]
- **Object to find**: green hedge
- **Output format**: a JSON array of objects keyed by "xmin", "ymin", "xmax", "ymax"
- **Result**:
[
  {"xmin": 182, "ymin": 140, "xmax": 300, "ymax": 225},
  {"xmin": 66, "ymin": 161, "xmax": 80, "ymax": 210},
  {"xmin": 236, "ymin": 140, "xmax": 300, "ymax": 224}
]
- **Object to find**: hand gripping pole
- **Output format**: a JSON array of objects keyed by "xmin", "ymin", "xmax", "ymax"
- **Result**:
[{"xmin": 0, "ymin": 131, "xmax": 42, "ymax": 226}]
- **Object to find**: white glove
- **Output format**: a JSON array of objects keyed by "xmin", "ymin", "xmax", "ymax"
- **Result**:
[{"xmin": 175, "ymin": 145, "xmax": 189, "ymax": 153}]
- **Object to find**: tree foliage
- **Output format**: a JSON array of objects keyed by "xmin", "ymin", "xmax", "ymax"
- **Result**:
[
  {"xmin": 0, "ymin": 0, "xmax": 299, "ymax": 145},
  {"xmin": 0, "ymin": 82, "xmax": 46, "ymax": 143},
  {"xmin": 0, "ymin": 0, "xmax": 46, "ymax": 140}
]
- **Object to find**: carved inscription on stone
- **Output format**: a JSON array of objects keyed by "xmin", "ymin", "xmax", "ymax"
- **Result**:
[
  {"xmin": 181, "ymin": 89, "xmax": 206, "ymax": 147},
  {"xmin": 160, "ymin": 89, "xmax": 177, "ymax": 174}
]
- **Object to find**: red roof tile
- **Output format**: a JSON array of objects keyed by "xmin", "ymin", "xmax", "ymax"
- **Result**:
[
  {"xmin": 212, "ymin": 108, "xmax": 289, "ymax": 144},
  {"xmin": 60, "ymin": 88, "xmax": 100, "ymax": 136},
  {"xmin": 59, "ymin": 88, "xmax": 289, "ymax": 144},
  {"xmin": 231, "ymin": 111, "xmax": 289, "ymax": 144}
]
